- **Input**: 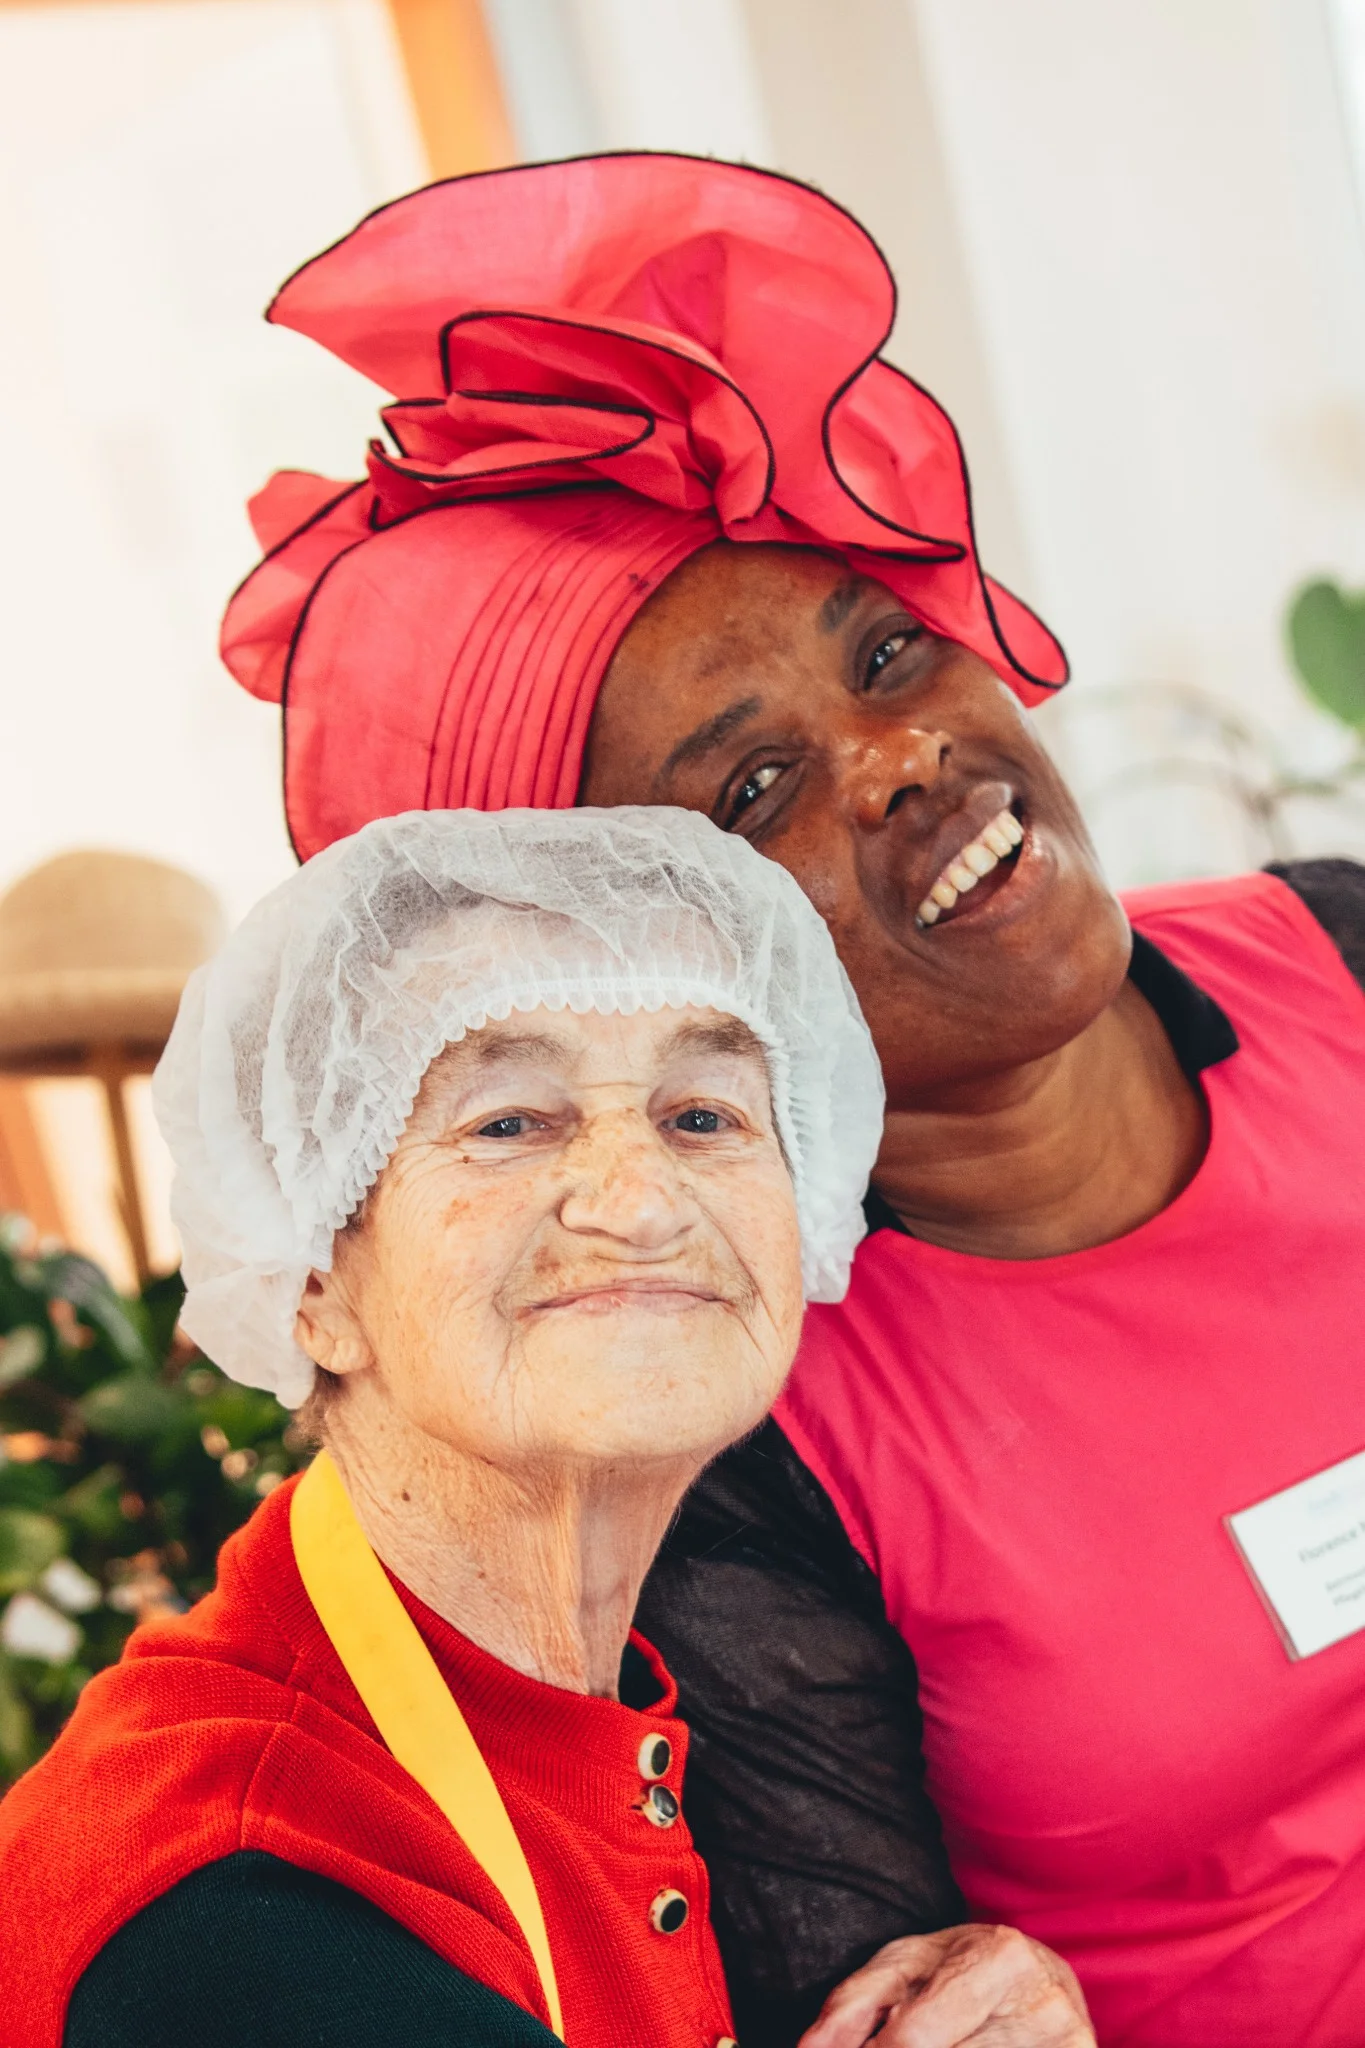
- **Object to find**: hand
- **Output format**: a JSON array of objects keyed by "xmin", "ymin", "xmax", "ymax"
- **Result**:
[{"xmin": 797, "ymin": 1924, "xmax": 1096, "ymax": 2048}]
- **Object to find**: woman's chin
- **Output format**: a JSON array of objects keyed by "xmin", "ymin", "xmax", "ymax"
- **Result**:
[
  {"xmin": 547, "ymin": 1303, "xmax": 755, "ymax": 1388},
  {"xmin": 524, "ymin": 1328, "xmax": 779, "ymax": 1461}
]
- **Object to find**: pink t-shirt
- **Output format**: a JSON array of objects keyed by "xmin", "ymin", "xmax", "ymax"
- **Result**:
[{"xmin": 777, "ymin": 873, "xmax": 1365, "ymax": 2046}]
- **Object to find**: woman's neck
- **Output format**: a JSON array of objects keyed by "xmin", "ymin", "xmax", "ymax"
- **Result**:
[
  {"xmin": 873, "ymin": 978, "xmax": 1208, "ymax": 1260},
  {"xmin": 323, "ymin": 1392, "xmax": 699, "ymax": 1697}
]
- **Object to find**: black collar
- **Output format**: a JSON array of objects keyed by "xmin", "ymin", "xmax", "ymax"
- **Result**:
[
  {"xmin": 1126, "ymin": 930, "xmax": 1239, "ymax": 1078},
  {"xmin": 863, "ymin": 932, "xmax": 1238, "ymax": 1237}
]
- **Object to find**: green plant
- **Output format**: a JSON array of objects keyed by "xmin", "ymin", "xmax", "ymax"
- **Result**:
[
  {"xmin": 0, "ymin": 1213, "xmax": 310, "ymax": 1789},
  {"xmin": 1287, "ymin": 578, "xmax": 1365, "ymax": 735}
]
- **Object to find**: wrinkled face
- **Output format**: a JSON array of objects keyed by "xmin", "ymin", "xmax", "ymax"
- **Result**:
[
  {"xmin": 303, "ymin": 1005, "xmax": 802, "ymax": 1472},
  {"xmin": 582, "ymin": 544, "xmax": 1131, "ymax": 1106}
]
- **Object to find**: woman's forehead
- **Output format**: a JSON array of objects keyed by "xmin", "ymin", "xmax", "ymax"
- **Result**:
[
  {"xmin": 628, "ymin": 541, "xmax": 868, "ymax": 659},
  {"xmin": 423, "ymin": 1006, "xmax": 769, "ymax": 1088}
]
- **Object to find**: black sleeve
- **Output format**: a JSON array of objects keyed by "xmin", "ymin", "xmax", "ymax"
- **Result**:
[
  {"xmin": 635, "ymin": 1418, "xmax": 964, "ymax": 2048},
  {"xmin": 1266, "ymin": 857, "xmax": 1365, "ymax": 990},
  {"xmin": 65, "ymin": 1850, "xmax": 558, "ymax": 2048}
]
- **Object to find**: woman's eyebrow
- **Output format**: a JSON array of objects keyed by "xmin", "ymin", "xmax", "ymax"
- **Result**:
[
  {"xmin": 659, "ymin": 1017, "xmax": 769, "ymax": 1067},
  {"xmin": 468, "ymin": 1028, "xmax": 576, "ymax": 1068},
  {"xmin": 427, "ymin": 1027, "xmax": 576, "ymax": 1092},
  {"xmin": 818, "ymin": 576, "xmax": 868, "ymax": 633},
  {"xmin": 657, "ymin": 695, "xmax": 762, "ymax": 784}
]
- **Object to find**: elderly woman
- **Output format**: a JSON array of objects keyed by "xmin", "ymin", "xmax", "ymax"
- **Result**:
[
  {"xmin": 0, "ymin": 806, "xmax": 885, "ymax": 2048},
  {"xmin": 207, "ymin": 151, "xmax": 1365, "ymax": 2048}
]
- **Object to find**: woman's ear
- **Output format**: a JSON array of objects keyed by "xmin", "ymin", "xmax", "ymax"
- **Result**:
[{"xmin": 293, "ymin": 1267, "xmax": 374, "ymax": 1377}]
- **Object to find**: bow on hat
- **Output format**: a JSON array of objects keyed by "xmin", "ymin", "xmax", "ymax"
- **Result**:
[{"xmin": 221, "ymin": 155, "xmax": 1066, "ymax": 854}]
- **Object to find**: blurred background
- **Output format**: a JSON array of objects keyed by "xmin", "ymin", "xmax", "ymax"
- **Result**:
[{"xmin": 6, "ymin": 0, "xmax": 1365, "ymax": 1283}]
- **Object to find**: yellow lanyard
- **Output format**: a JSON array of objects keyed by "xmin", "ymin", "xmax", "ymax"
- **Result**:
[{"xmin": 290, "ymin": 1451, "xmax": 565, "ymax": 2039}]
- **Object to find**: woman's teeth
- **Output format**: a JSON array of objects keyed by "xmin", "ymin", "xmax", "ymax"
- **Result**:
[{"xmin": 917, "ymin": 808, "xmax": 1023, "ymax": 927}]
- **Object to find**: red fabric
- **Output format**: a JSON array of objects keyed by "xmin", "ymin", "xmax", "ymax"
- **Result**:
[
  {"xmin": 0, "ymin": 1480, "xmax": 733, "ymax": 2048},
  {"xmin": 776, "ymin": 873, "xmax": 1365, "ymax": 2047},
  {"xmin": 220, "ymin": 154, "xmax": 1067, "ymax": 860}
]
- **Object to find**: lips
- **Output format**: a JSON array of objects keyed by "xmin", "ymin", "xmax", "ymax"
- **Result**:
[
  {"xmin": 886, "ymin": 777, "xmax": 1024, "ymax": 934},
  {"xmin": 526, "ymin": 1281, "xmax": 725, "ymax": 1317},
  {"xmin": 916, "ymin": 806, "xmax": 1023, "ymax": 927}
]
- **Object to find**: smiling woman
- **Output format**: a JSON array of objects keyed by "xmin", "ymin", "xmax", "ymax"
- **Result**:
[
  {"xmin": 296, "ymin": 1002, "xmax": 804, "ymax": 1701},
  {"xmin": 583, "ymin": 542, "xmax": 1132, "ymax": 1120},
  {"xmin": 0, "ymin": 804, "xmax": 883, "ymax": 2048}
]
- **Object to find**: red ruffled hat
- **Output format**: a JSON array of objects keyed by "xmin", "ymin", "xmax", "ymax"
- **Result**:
[{"xmin": 222, "ymin": 153, "xmax": 1067, "ymax": 861}]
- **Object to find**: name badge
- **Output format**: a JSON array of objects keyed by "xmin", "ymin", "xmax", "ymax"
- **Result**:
[{"xmin": 1226, "ymin": 1448, "xmax": 1365, "ymax": 1660}]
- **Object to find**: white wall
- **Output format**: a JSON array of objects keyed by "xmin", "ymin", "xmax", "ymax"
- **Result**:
[
  {"xmin": 489, "ymin": 0, "xmax": 771, "ymax": 161},
  {"xmin": 0, "ymin": 0, "xmax": 425, "ymax": 923},
  {"xmin": 565, "ymin": 0, "xmax": 771, "ymax": 160},
  {"xmin": 913, "ymin": 0, "xmax": 1365, "ymax": 876}
]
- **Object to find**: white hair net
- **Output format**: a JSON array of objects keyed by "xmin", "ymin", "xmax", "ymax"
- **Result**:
[{"xmin": 153, "ymin": 808, "xmax": 884, "ymax": 1407}]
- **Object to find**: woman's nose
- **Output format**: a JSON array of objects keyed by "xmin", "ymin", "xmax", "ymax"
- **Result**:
[
  {"xmin": 557, "ymin": 1117, "xmax": 697, "ymax": 1249},
  {"xmin": 844, "ymin": 726, "xmax": 952, "ymax": 828}
]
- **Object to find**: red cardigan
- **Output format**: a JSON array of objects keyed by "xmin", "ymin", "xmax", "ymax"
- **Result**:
[{"xmin": 0, "ymin": 1478, "xmax": 736, "ymax": 2048}]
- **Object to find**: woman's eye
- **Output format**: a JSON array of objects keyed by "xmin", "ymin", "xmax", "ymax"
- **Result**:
[
  {"xmin": 476, "ymin": 1114, "xmax": 534, "ymax": 1138},
  {"xmin": 727, "ymin": 762, "xmax": 783, "ymax": 822},
  {"xmin": 669, "ymin": 1108, "xmax": 728, "ymax": 1135},
  {"xmin": 863, "ymin": 626, "xmax": 922, "ymax": 689}
]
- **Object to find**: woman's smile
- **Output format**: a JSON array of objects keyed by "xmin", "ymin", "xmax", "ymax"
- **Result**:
[
  {"xmin": 585, "ymin": 543, "xmax": 1130, "ymax": 1103},
  {"xmin": 523, "ymin": 1278, "xmax": 728, "ymax": 1318},
  {"xmin": 914, "ymin": 802, "xmax": 1025, "ymax": 929}
]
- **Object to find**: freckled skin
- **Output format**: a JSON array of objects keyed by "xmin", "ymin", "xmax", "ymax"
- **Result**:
[
  {"xmin": 321, "ymin": 1009, "xmax": 799, "ymax": 1465},
  {"xmin": 294, "ymin": 1005, "xmax": 803, "ymax": 1696},
  {"xmin": 582, "ymin": 542, "xmax": 1206, "ymax": 1258}
]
